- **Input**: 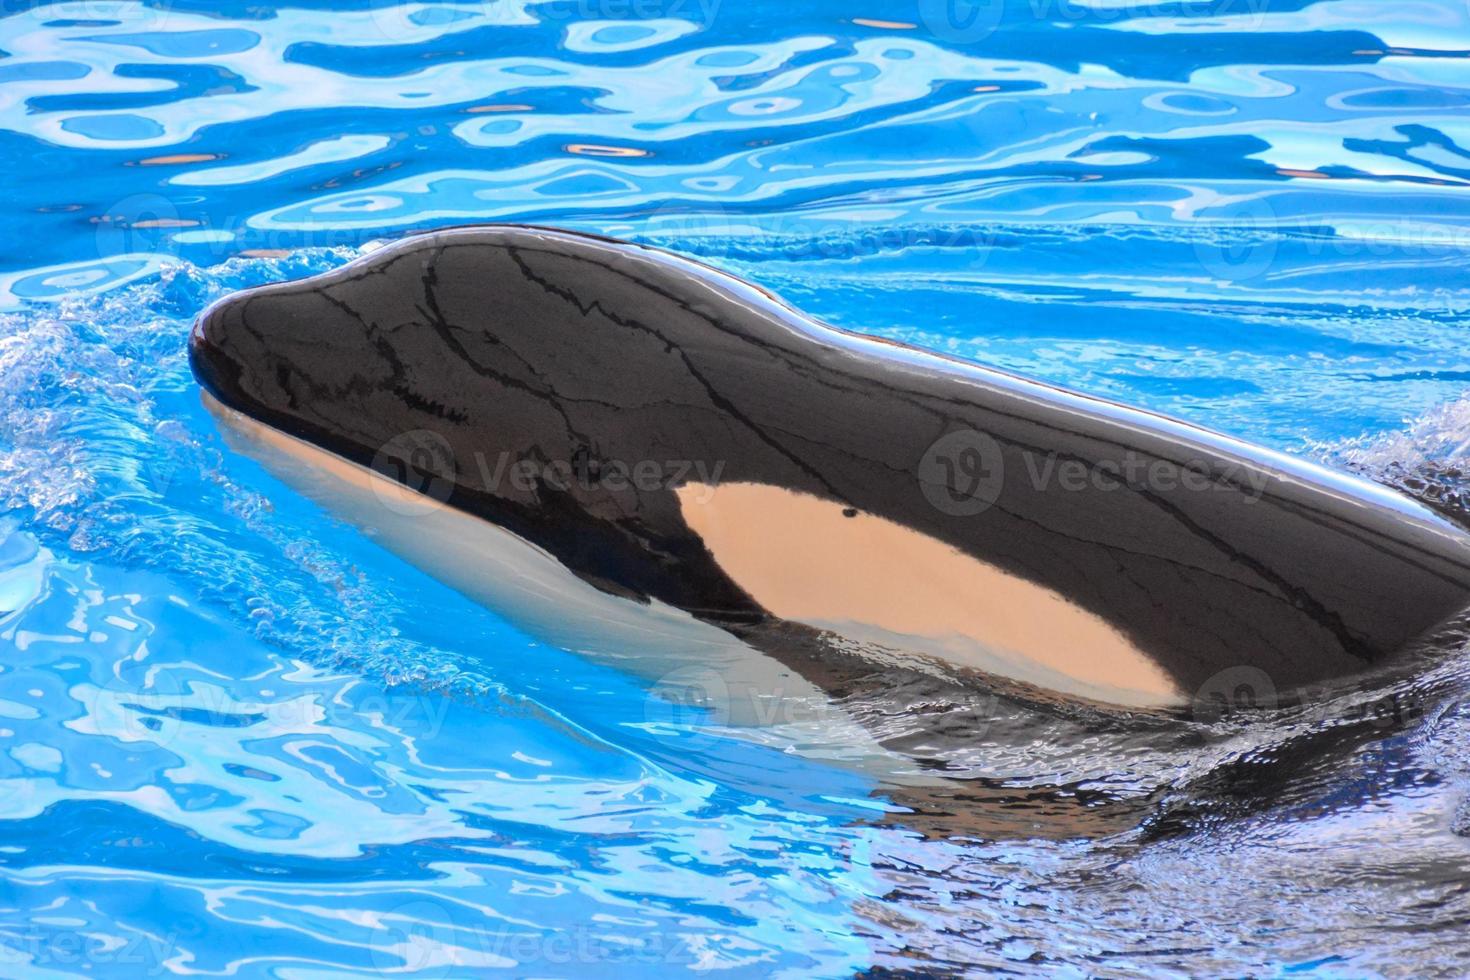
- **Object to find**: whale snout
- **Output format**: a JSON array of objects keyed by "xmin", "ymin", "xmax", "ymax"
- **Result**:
[
  {"xmin": 189, "ymin": 275, "xmax": 388, "ymax": 447},
  {"xmin": 189, "ymin": 293, "xmax": 256, "ymax": 416}
]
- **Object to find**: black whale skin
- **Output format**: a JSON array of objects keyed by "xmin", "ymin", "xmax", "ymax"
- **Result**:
[{"xmin": 189, "ymin": 224, "xmax": 1470, "ymax": 700}]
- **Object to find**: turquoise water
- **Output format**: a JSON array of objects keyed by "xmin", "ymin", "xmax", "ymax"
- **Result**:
[{"xmin": 4, "ymin": 0, "xmax": 1470, "ymax": 975}]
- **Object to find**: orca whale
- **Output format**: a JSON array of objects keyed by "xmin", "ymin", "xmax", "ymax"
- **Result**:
[{"xmin": 189, "ymin": 224, "xmax": 1470, "ymax": 714}]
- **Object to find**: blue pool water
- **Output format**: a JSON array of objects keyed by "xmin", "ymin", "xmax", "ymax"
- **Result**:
[{"xmin": 4, "ymin": 0, "xmax": 1470, "ymax": 974}]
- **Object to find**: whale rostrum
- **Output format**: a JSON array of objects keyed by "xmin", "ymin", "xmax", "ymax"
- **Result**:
[{"xmin": 190, "ymin": 224, "xmax": 1470, "ymax": 711}]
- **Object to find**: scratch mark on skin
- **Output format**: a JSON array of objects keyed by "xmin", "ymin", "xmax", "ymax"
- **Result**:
[
  {"xmin": 492, "ymin": 242, "xmax": 1378, "ymax": 663},
  {"xmin": 502, "ymin": 245, "xmax": 851, "ymax": 504}
]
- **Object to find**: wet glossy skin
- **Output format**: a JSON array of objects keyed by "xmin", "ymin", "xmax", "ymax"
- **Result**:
[{"xmin": 190, "ymin": 224, "xmax": 1470, "ymax": 705}]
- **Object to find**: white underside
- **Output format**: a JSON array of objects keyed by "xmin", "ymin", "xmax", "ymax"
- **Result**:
[{"xmin": 202, "ymin": 393, "xmax": 950, "ymax": 784}]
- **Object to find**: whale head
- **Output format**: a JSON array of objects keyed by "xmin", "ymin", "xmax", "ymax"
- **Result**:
[
  {"xmin": 190, "ymin": 224, "xmax": 776, "ymax": 618},
  {"xmin": 190, "ymin": 225, "xmax": 759, "ymax": 480}
]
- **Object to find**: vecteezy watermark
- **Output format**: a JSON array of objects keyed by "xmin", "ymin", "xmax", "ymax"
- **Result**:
[
  {"xmin": 92, "ymin": 665, "xmax": 189, "ymax": 751},
  {"xmin": 1195, "ymin": 204, "xmax": 1470, "ymax": 285},
  {"xmin": 478, "ymin": 451, "xmax": 725, "ymax": 500},
  {"xmin": 752, "ymin": 220, "xmax": 997, "ymax": 270},
  {"xmin": 370, "ymin": 430, "xmax": 458, "ymax": 517},
  {"xmin": 915, "ymin": 0, "xmax": 1272, "ymax": 44},
  {"xmin": 81, "ymin": 193, "xmax": 1001, "ymax": 306},
  {"xmin": 1192, "ymin": 665, "xmax": 1279, "ymax": 722},
  {"xmin": 361, "ymin": 0, "xmax": 723, "ymax": 43},
  {"xmin": 0, "ymin": 929, "xmax": 179, "ymax": 976},
  {"xmin": 367, "ymin": 430, "xmax": 728, "ymax": 516},
  {"xmin": 918, "ymin": 428, "xmax": 1005, "ymax": 517},
  {"xmin": 646, "ymin": 665, "xmax": 733, "ymax": 728},
  {"xmin": 791, "ymin": 224, "xmax": 998, "ymax": 266},
  {"xmin": 87, "ymin": 668, "xmax": 457, "ymax": 752},
  {"xmin": 1191, "ymin": 663, "xmax": 1430, "ymax": 729},
  {"xmin": 10, "ymin": 0, "xmax": 175, "ymax": 36},
  {"xmin": 917, "ymin": 0, "xmax": 1006, "ymax": 44},
  {"xmin": 632, "ymin": 204, "xmax": 999, "ymax": 274},
  {"xmin": 84, "ymin": 190, "xmax": 369, "ymax": 291},
  {"xmin": 369, "ymin": 901, "xmax": 700, "ymax": 977},
  {"xmin": 917, "ymin": 428, "xmax": 1271, "ymax": 517},
  {"xmin": 1193, "ymin": 196, "xmax": 1280, "ymax": 282},
  {"xmin": 643, "ymin": 664, "xmax": 848, "ymax": 731},
  {"xmin": 536, "ymin": 0, "xmax": 723, "ymax": 23}
]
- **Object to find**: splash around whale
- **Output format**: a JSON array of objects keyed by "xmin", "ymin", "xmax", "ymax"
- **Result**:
[{"xmin": 189, "ymin": 224, "xmax": 1470, "ymax": 715}]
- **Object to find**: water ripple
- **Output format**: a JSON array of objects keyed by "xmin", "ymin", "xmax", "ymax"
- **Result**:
[{"xmin": 4, "ymin": 0, "xmax": 1470, "ymax": 974}]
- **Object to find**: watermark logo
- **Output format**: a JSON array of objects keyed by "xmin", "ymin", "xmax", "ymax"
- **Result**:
[
  {"xmin": 1192, "ymin": 665, "xmax": 1278, "ymax": 722},
  {"xmin": 362, "ymin": 0, "xmax": 519, "ymax": 45},
  {"xmin": 1347, "ymin": 689, "xmax": 1426, "ymax": 732},
  {"xmin": 370, "ymin": 901, "xmax": 461, "ymax": 979},
  {"xmin": 917, "ymin": 429, "xmax": 1273, "ymax": 517},
  {"xmin": 367, "ymin": 434, "xmax": 732, "ymax": 514},
  {"xmin": 11, "ymin": 0, "xmax": 174, "ymax": 35},
  {"xmin": 644, "ymin": 665, "xmax": 860, "ymax": 732},
  {"xmin": 363, "ymin": 0, "xmax": 724, "ymax": 42},
  {"xmin": 0, "ymin": 928, "xmax": 179, "ymax": 976},
  {"xmin": 368, "ymin": 899, "xmax": 700, "ymax": 970},
  {"xmin": 918, "ymin": 428, "xmax": 1005, "ymax": 516},
  {"xmin": 918, "ymin": 0, "xmax": 1006, "ymax": 44},
  {"xmin": 537, "ymin": 0, "xmax": 725, "ymax": 26},
  {"xmin": 477, "ymin": 450, "xmax": 724, "ymax": 501},
  {"xmin": 638, "ymin": 200, "xmax": 732, "ymax": 255},
  {"xmin": 646, "ymin": 665, "xmax": 731, "ymax": 727},
  {"xmin": 370, "ymin": 430, "xmax": 457, "ymax": 517},
  {"xmin": 915, "ymin": 0, "xmax": 1273, "ymax": 38},
  {"xmin": 1192, "ymin": 666, "xmax": 1429, "ymax": 732},
  {"xmin": 1193, "ymin": 196, "xmax": 1279, "ymax": 282},
  {"xmin": 94, "ymin": 193, "xmax": 185, "ymax": 260},
  {"xmin": 92, "ymin": 667, "xmax": 188, "ymax": 751},
  {"xmin": 82, "ymin": 190, "xmax": 378, "ymax": 289}
]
